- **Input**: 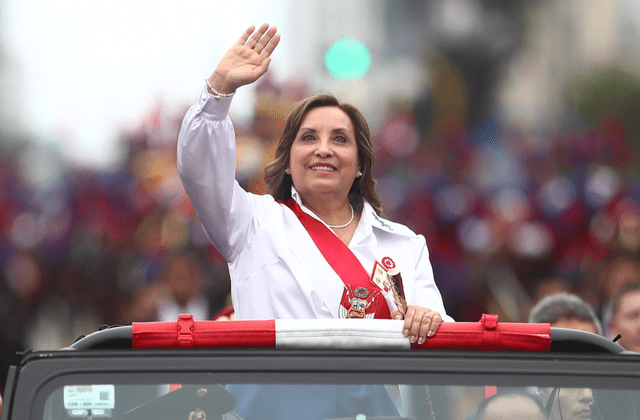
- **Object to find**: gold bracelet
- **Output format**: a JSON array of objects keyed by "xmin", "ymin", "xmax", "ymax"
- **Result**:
[{"xmin": 205, "ymin": 78, "xmax": 236, "ymax": 100}]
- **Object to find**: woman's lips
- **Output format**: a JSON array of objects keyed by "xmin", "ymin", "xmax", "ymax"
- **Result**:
[{"xmin": 310, "ymin": 164, "xmax": 336, "ymax": 172}]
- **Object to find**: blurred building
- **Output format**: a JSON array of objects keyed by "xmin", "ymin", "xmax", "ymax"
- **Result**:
[
  {"xmin": 286, "ymin": 0, "xmax": 640, "ymax": 137},
  {"xmin": 497, "ymin": 0, "xmax": 640, "ymax": 132},
  {"xmin": 287, "ymin": 0, "xmax": 428, "ymax": 129},
  {"xmin": 0, "ymin": 21, "xmax": 24, "ymax": 141}
]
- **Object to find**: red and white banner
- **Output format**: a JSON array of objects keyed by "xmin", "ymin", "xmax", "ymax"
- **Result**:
[{"xmin": 132, "ymin": 314, "xmax": 551, "ymax": 352}]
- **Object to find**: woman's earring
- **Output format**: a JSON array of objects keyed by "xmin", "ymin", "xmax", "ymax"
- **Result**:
[
  {"xmin": 357, "ymin": 171, "xmax": 363, "ymax": 177},
  {"xmin": 285, "ymin": 168, "xmax": 291, "ymax": 175}
]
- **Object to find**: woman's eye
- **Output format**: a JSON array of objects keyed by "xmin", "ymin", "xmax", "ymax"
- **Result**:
[
  {"xmin": 334, "ymin": 135, "xmax": 347, "ymax": 143},
  {"xmin": 302, "ymin": 134, "xmax": 315, "ymax": 141}
]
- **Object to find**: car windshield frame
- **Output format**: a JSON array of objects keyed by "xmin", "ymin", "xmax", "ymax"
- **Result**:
[{"xmin": 9, "ymin": 348, "xmax": 640, "ymax": 420}]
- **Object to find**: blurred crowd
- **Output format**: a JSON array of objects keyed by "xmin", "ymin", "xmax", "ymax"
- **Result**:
[
  {"xmin": 386, "ymin": 103, "xmax": 640, "ymax": 325},
  {"xmin": 1, "ymin": 67, "xmax": 640, "ymax": 390}
]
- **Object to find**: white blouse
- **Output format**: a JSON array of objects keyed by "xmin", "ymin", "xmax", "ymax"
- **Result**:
[{"xmin": 177, "ymin": 86, "xmax": 453, "ymax": 322}]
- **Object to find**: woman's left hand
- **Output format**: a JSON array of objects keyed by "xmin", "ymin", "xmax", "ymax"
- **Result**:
[{"xmin": 391, "ymin": 305, "xmax": 443, "ymax": 345}]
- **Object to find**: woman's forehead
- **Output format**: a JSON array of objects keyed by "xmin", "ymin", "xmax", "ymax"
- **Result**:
[{"xmin": 299, "ymin": 106, "xmax": 353, "ymax": 130}]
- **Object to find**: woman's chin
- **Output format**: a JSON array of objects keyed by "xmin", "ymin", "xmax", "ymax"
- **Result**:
[{"xmin": 299, "ymin": 183, "xmax": 349, "ymax": 198}]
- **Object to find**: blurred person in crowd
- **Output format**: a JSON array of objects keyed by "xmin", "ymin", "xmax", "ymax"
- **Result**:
[
  {"xmin": 475, "ymin": 391, "xmax": 548, "ymax": 420},
  {"xmin": 119, "ymin": 249, "xmax": 213, "ymax": 322},
  {"xmin": 599, "ymin": 250, "xmax": 640, "ymax": 336},
  {"xmin": 528, "ymin": 292, "xmax": 603, "ymax": 335},
  {"xmin": 177, "ymin": 23, "xmax": 452, "ymax": 334},
  {"xmin": 539, "ymin": 388, "xmax": 594, "ymax": 420},
  {"xmin": 529, "ymin": 293, "xmax": 598, "ymax": 420},
  {"xmin": 3, "ymin": 251, "xmax": 45, "ymax": 332},
  {"xmin": 176, "ymin": 23, "xmax": 453, "ymax": 420},
  {"xmin": 608, "ymin": 279, "xmax": 640, "ymax": 352},
  {"xmin": 2, "ymin": 250, "xmax": 56, "ymax": 350},
  {"xmin": 600, "ymin": 251, "xmax": 640, "ymax": 311}
]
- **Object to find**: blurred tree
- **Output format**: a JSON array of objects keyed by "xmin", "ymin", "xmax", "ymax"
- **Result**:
[{"xmin": 573, "ymin": 66, "xmax": 640, "ymax": 160}]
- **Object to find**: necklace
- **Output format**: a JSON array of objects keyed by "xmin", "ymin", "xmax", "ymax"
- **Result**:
[{"xmin": 327, "ymin": 205, "xmax": 354, "ymax": 229}]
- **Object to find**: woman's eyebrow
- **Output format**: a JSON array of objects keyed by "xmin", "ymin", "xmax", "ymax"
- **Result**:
[{"xmin": 298, "ymin": 127, "xmax": 352, "ymax": 133}]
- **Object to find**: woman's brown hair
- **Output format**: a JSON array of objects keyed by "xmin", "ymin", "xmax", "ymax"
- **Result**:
[{"xmin": 264, "ymin": 94, "xmax": 382, "ymax": 215}]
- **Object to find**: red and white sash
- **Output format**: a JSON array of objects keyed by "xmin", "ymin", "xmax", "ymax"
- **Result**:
[{"xmin": 282, "ymin": 199, "xmax": 391, "ymax": 319}]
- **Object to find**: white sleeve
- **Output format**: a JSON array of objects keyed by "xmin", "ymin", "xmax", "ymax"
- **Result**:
[
  {"xmin": 411, "ymin": 235, "xmax": 455, "ymax": 322},
  {"xmin": 177, "ymin": 86, "xmax": 271, "ymax": 262}
]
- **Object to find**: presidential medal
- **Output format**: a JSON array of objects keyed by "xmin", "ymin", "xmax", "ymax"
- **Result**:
[{"xmin": 339, "ymin": 285, "xmax": 379, "ymax": 319}]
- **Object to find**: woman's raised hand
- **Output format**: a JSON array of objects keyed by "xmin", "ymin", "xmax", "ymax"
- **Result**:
[{"xmin": 208, "ymin": 24, "xmax": 280, "ymax": 95}]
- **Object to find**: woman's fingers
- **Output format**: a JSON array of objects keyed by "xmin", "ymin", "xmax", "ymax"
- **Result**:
[
  {"xmin": 246, "ymin": 23, "xmax": 270, "ymax": 48},
  {"xmin": 236, "ymin": 24, "xmax": 279, "ymax": 56},
  {"xmin": 401, "ymin": 306, "xmax": 443, "ymax": 345},
  {"xmin": 236, "ymin": 25, "xmax": 256, "ymax": 46},
  {"xmin": 390, "ymin": 309, "xmax": 403, "ymax": 320},
  {"xmin": 255, "ymin": 26, "xmax": 279, "ymax": 54},
  {"xmin": 235, "ymin": 23, "xmax": 277, "ymax": 53},
  {"xmin": 422, "ymin": 312, "xmax": 442, "ymax": 342},
  {"xmin": 259, "ymin": 33, "xmax": 280, "ymax": 57}
]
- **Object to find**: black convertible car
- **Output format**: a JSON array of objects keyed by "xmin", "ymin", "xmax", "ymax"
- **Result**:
[{"xmin": 1, "ymin": 314, "xmax": 639, "ymax": 420}]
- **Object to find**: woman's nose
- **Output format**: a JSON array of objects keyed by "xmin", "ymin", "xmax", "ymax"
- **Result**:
[{"xmin": 315, "ymin": 138, "xmax": 333, "ymax": 157}]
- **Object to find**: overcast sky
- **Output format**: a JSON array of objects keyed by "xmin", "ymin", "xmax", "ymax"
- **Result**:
[{"xmin": 1, "ymin": 0, "xmax": 292, "ymax": 168}]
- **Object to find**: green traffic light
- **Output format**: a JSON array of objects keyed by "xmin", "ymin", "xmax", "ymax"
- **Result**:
[{"xmin": 325, "ymin": 38, "xmax": 371, "ymax": 80}]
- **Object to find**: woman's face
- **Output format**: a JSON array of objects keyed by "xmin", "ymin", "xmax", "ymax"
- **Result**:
[{"xmin": 287, "ymin": 106, "xmax": 360, "ymax": 204}]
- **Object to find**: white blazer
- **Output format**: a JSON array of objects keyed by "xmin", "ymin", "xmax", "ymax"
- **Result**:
[{"xmin": 177, "ymin": 86, "xmax": 453, "ymax": 322}]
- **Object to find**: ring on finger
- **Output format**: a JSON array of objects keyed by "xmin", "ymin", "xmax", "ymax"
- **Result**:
[{"xmin": 423, "ymin": 314, "xmax": 432, "ymax": 319}]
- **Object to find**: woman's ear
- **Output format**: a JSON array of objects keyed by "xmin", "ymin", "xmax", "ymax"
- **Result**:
[{"xmin": 285, "ymin": 167, "xmax": 291, "ymax": 175}]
